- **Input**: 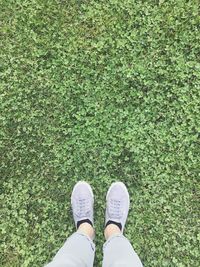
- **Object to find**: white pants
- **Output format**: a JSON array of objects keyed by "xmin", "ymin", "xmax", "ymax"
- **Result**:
[{"xmin": 46, "ymin": 232, "xmax": 143, "ymax": 267}]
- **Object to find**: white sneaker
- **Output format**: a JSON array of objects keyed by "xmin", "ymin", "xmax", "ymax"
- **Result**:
[
  {"xmin": 105, "ymin": 182, "xmax": 130, "ymax": 232},
  {"xmin": 71, "ymin": 181, "xmax": 94, "ymax": 228}
]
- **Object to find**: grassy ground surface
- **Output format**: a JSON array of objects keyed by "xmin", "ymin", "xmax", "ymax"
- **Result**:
[{"xmin": 1, "ymin": 0, "xmax": 199, "ymax": 266}]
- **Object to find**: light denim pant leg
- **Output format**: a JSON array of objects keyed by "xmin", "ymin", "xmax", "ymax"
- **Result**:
[
  {"xmin": 45, "ymin": 231, "xmax": 95, "ymax": 267},
  {"xmin": 103, "ymin": 234, "xmax": 143, "ymax": 267}
]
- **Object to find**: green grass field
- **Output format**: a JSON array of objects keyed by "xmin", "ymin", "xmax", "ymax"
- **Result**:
[{"xmin": 1, "ymin": 0, "xmax": 199, "ymax": 266}]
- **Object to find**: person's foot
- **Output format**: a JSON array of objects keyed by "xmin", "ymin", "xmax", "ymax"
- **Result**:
[
  {"xmin": 71, "ymin": 181, "xmax": 94, "ymax": 229},
  {"xmin": 105, "ymin": 182, "xmax": 130, "ymax": 235}
]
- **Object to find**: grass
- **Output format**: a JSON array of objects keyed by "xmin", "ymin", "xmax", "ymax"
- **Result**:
[{"xmin": 0, "ymin": 0, "xmax": 199, "ymax": 266}]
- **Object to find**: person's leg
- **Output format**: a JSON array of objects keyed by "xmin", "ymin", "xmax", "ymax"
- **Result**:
[
  {"xmin": 46, "ymin": 230, "xmax": 95, "ymax": 267},
  {"xmin": 102, "ymin": 182, "xmax": 143, "ymax": 267},
  {"xmin": 45, "ymin": 181, "xmax": 95, "ymax": 267},
  {"xmin": 103, "ymin": 233, "xmax": 143, "ymax": 267}
]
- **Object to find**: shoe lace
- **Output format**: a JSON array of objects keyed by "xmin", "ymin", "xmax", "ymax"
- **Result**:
[
  {"xmin": 109, "ymin": 198, "xmax": 123, "ymax": 219},
  {"xmin": 75, "ymin": 198, "xmax": 91, "ymax": 217}
]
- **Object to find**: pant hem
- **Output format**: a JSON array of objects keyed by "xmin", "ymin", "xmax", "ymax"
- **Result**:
[
  {"xmin": 103, "ymin": 233, "xmax": 124, "ymax": 250},
  {"xmin": 75, "ymin": 231, "xmax": 95, "ymax": 251}
]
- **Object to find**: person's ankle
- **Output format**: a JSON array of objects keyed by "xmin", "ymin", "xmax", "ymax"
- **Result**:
[
  {"xmin": 78, "ymin": 222, "xmax": 95, "ymax": 240},
  {"xmin": 104, "ymin": 223, "xmax": 121, "ymax": 240}
]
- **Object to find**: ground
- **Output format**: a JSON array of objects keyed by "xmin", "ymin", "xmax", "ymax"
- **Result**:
[{"xmin": 0, "ymin": 0, "xmax": 199, "ymax": 266}]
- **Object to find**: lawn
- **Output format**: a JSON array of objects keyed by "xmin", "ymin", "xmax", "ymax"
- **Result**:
[{"xmin": 0, "ymin": 0, "xmax": 199, "ymax": 266}]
